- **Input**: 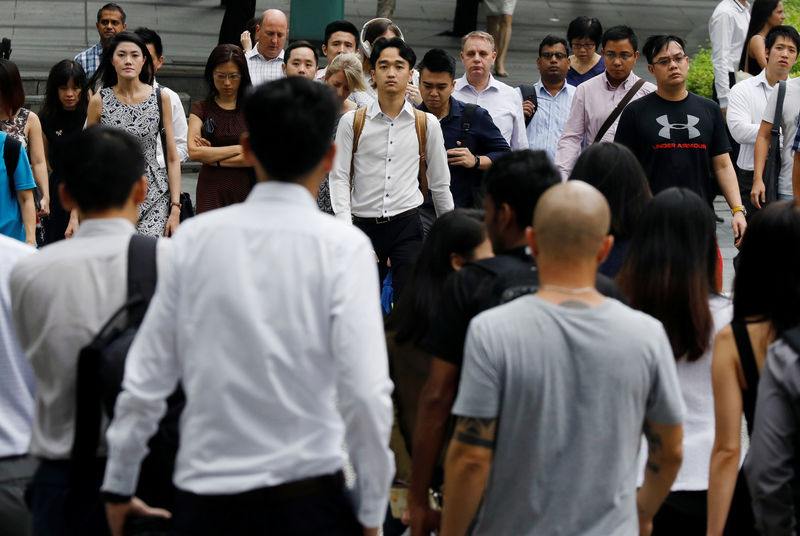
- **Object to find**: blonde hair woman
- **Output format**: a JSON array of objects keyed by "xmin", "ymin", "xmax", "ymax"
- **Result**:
[{"xmin": 324, "ymin": 52, "xmax": 367, "ymax": 113}]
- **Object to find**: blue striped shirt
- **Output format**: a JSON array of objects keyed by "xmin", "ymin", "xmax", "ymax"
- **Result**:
[{"xmin": 520, "ymin": 81, "xmax": 576, "ymax": 163}]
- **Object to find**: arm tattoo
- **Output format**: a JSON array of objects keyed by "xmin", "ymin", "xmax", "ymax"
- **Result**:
[
  {"xmin": 643, "ymin": 421, "xmax": 663, "ymax": 474},
  {"xmin": 455, "ymin": 416, "xmax": 497, "ymax": 449}
]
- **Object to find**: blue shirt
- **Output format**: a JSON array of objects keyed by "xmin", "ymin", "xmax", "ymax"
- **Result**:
[
  {"xmin": 0, "ymin": 132, "xmax": 36, "ymax": 242},
  {"xmin": 74, "ymin": 42, "xmax": 103, "ymax": 78},
  {"xmin": 521, "ymin": 81, "xmax": 576, "ymax": 163},
  {"xmin": 418, "ymin": 97, "xmax": 510, "ymax": 207}
]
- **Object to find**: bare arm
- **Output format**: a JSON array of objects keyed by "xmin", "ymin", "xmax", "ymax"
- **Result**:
[
  {"xmin": 707, "ymin": 327, "xmax": 744, "ymax": 536},
  {"xmin": 752, "ymin": 120, "xmax": 772, "ymax": 208},
  {"xmin": 162, "ymin": 92, "xmax": 181, "ymax": 237},
  {"xmin": 712, "ymin": 153, "xmax": 747, "ymax": 247},
  {"xmin": 86, "ymin": 93, "xmax": 102, "ymax": 127},
  {"xmin": 793, "ymin": 152, "xmax": 800, "ymax": 202},
  {"xmin": 16, "ymin": 189, "xmax": 36, "ymax": 246},
  {"xmin": 187, "ymin": 114, "xmax": 242, "ymax": 163},
  {"xmin": 408, "ymin": 357, "xmax": 459, "ymax": 536},
  {"xmin": 637, "ymin": 420, "xmax": 683, "ymax": 536},
  {"xmin": 25, "ymin": 112, "xmax": 50, "ymax": 216},
  {"xmin": 749, "ymin": 35, "xmax": 768, "ymax": 71},
  {"xmin": 439, "ymin": 416, "xmax": 496, "ymax": 536}
]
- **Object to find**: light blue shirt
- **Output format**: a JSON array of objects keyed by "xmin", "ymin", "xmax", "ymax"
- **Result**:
[{"xmin": 520, "ymin": 81, "xmax": 576, "ymax": 163}]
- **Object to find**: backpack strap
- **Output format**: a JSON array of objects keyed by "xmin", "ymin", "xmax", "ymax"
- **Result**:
[
  {"xmin": 127, "ymin": 234, "xmax": 158, "ymax": 325},
  {"xmin": 349, "ymin": 107, "xmax": 367, "ymax": 190},
  {"xmin": 460, "ymin": 103, "xmax": 478, "ymax": 148},
  {"xmin": 3, "ymin": 134, "xmax": 21, "ymax": 196},
  {"xmin": 594, "ymin": 78, "xmax": 645, "ymax": 143},
  {"xmin": 414, "ymin": 109, "xmax": 428, "ymax": 201},
  {"xmin": 517, "ymin": 84, "xmax": 538, "ymax": 126}
]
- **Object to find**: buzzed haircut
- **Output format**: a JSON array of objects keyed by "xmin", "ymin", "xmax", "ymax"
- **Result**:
[
  {"xmin": 461, "ymin": 30, "xmax": 495, "ymax": 52},
  {"xmin": 324, "ymin": 20, "xmax": 359, "ymax": 46},
  {"xmin": 242, "ymin": 77, "xmax": 339, "ymax": 182},
  {"xmin": 370, "ymin": 37, "xmax": 417, "ymax": 71},
  {"xmin": 284, "ymin": 40, "xmax": 318, "ymax": 66},
  {"xmin": 483, "ymin": 150, "xmax": 561, "ymax": 232},
  {"xmin": 97, "ymin": 2, "xmax": 126, "ymax": 23},
  {"xmin": 134, "ymin": 27, "xmax": 163, "ymax": 58},
  {"xmin": 642, "ymin": 35, "xmax": 685, "ymax": 64},
  {"xmin": 601, "ymin": 25, "xmax": 638, "ymax": 52},
  {"xmin": 539, "ymin": 35, "xmax": 570, "ymax": 57},
  {"xmin": 62, "ymin": 126, "xmax": 145, "ymax": 212},
  {"xmin": 766, "ymin": 25, "xmax": 800, "ymax": 51},
  {"xmin": 418, "ymin": 48, "xmax": 456, "ymax": 79}
]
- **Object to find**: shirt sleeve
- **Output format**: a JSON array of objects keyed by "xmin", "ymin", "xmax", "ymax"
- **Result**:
[
  {"xmin": 476, "ymin": 107, "xmax": 511, "ymax": 162},
  {"xmin": 745, "ymin": 340, "xmax": 800, "ymax": 534},
  {"xmin": 555, "ymin": 84, "xmax": 587, "ymax": 180},
  {"xmin": 13, "ymin": 147, "xmax": 36, "ymax": 191},
  {"xmin": 330, "ymin": 111, "xmax": 355, "ymax": 222},
  {"xmin": 451, "ymin": 315, "xmax": 501, "ymax": 419},
  {"xmin": 425, "ymin": 114, "xmax": 454, "ymax": 216},
  {"xmin": 726, "ymin": 83, "xmax": 760, "ymax": 146},
  {"xmin": 330, "ymin": 229, "xmax": 394, "ymax": 527},
  {"xmin": 710, "ymin": 10, "xmax": 735, "ymax": 108},
  {"xmin": 169, "ymin": 91, "xmax": 190, "ymax": 163},
  {"xmin": 644, "ymin": 324, "xmax": 686, "ymax": 426},
  {"xmin": 509, "ymin": 90, "xmax": 528, "ymax": 151},
  {"xmin": 102, "ymin": 236, "xmax": 182, "ymax": 496}
]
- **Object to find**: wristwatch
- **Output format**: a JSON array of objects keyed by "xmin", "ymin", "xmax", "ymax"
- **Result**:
[
  {"xmin": 474, "ymin": 155, "xmax": 480, "ymax": 168},
  {"xmin": 731, "ymin": 205, "xmax": 747, "ymax": 217}
]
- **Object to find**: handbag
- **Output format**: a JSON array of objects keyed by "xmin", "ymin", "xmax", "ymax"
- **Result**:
[
  {"xmin": 763, "ymin": 79, "xmax": 786, "ymax": 205},
  {"xmin": 155, "ymin": 86, "xmax": 194, "ymax": 222}
]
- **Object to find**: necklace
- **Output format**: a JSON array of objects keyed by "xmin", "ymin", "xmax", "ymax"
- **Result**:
[{"xmin": 540, "ymin": 284, "xmax": 595, "ymax": 295}]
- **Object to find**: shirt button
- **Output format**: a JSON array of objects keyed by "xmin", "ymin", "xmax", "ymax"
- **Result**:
[
  {"xmin": 388, "ymin": 158, "xmax": 391, "ymax": 162},
  {"xmin": 386, "ymin": 194, "xmax": 389, "ymax": 197}
]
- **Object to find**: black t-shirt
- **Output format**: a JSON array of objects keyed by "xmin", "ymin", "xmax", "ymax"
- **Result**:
[
  {"xmin": 614, "ymin": 92, "xmax": 731, "ymax": 203},
  {"xmin": 422, "ymin": 246, "xmax": 626, "ymax": 368}
]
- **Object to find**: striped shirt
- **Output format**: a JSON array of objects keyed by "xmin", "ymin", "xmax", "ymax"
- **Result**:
[
  {"xmin": 519, "ymin": 81, "xmax": 576, "ymax": 163},
  {"xmin": 74, "ymin": 42, "xmax": 103, "ymax": 78},
  {"xmin": 246, "ymin": 48, "xmax": 285, "ymax": 86}
]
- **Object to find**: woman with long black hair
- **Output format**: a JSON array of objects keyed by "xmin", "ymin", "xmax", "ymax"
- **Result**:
[{"xmin": 739, "ymin": 0, "xmax": 785, "ymax": 76}]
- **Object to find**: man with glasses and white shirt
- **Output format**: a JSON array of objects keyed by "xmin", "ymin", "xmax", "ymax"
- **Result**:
[{"xmin": 554, "ymin": 25, "xmax": 654, "ymax": 179}]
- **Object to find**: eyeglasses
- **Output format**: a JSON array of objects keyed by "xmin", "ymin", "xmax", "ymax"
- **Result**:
[
  {"xmin": 540, "ymin": 52, "xmax": 567, "ymax": 60},
  {"xmin": 651, "ymin": 53, "xmax": 687, "ymax": 67},
  {"xmin": 603, "ymin": 51, "xmax": 635, "ymax": 61},
  {"xmin": 212, "ymin": 72, "xmax": 241, "ymax": 81},
  {"xmin": 571, "ymin": 42, "xmax": 595, "ymax": 50}
]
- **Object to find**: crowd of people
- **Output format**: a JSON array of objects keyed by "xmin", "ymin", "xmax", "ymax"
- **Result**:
[{"xmin": 3, "ymin": 1, "xmax": 800, "ymax": 535}]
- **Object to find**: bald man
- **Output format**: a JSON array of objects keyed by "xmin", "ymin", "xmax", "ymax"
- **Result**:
[
  {"xmin": 440, "ymin": 182, "xmax": 685, "ymax": 536},
  {"xmin": 246, "ymin": 9, "xmax": 288, "ymax": 85}
]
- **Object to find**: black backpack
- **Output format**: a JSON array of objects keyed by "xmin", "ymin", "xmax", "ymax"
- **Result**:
[
  {"xmin": 468, "ymin": 254, "xmax": 541, "ymax": 312},
  {"xmin": 3, "ymin": 134, "xmax": 21, "ymax": 195},
  {"xmin": 71, "ymin": 235, "xmax": 183, "ymax": 509}
]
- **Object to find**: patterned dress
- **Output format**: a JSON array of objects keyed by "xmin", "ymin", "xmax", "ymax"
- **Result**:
[
  {"xmin": 0, "ymin": 108, "xmax": 30, "ymax": 148},
  {"xmin": 100, "ymin": 87, "xmax": 170, "ymax": 237}
]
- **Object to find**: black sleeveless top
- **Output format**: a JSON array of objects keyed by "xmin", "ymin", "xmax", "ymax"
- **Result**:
[{"xmin": 731, "ymin": 319, "xmax": 760, "ymax": 436}]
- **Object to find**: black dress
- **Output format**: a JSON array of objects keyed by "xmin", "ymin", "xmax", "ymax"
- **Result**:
[{"xmin": 40, "ymin": 108, "xmax": 86, "ymax": 244}]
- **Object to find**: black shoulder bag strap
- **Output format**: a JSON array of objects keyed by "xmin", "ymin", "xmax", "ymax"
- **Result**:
[
  {"xmin": 3, "ymin": 134, "xmax": 21, "ymax": 196},
  {"xmin": 155, "ymin": 85, "xmax": 168, "ymax": 166},
  {"xmin": 460, "ymin": 103, "xmax": 478, "ymax": 149},
  {"xmin": 518, "ymin": 84, "xmax": 538, "ymax": 126},
  {"xmin": 594, "ymin": 78, "xmax": 646, "ymax": 143}
]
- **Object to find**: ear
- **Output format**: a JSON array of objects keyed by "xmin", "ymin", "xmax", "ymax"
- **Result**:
[
  {"xmin": 132, "ymin": 176, "xmax": 148, "ymax": 205},
  {"xmin": 121, "ymin": 23, "xmax": 127, "ymax": 31},
  {"xmin": 633, "ymin": 50, "xmax": 640, "ymax": 61},
  {"xmin": 282, "ymin": 63, "xmax": 287, "ymax": 74},
  {"xmin": 451, "ymin": 79, "xmax": 456, "ymax": 90},
  {"xmin": 320, "ymin": 142, "xmax": 336, "ymax": 175},
  {"xmin": 499, "ymin": 202, "xmax": 515, "ymax": 229},
  {"xmin": 321, "ymin": 44, "xmax": 328, "ymax": 56},
  {"xmin": 239, "ymin": 132, "xmax": 258, "ymax": 167},
  {"xmin": 450, "ymin": 252, "xmax": 467, "ymax": 271},
  {"xmin": 525, "ymin": 226, "xmax": 538, "ymax": 256},
  {"xmin": 648, "ymin": 64, "xmax": 655, "ymax": 76},
  {"xmin": 59, "ymin": 183, "xmax": 76, "ymax": 212},
  {"xmin": 597, "ymin": 235, "xmax": 615, "ymax": 264}
]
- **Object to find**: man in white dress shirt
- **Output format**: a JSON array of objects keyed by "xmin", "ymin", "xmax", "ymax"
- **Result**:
[
  {"xmin": 315, "ymin": 20, "xmax": 359, "ymax": 82},
  {"xmin": 454, "ymin": 31, "xmax": 527, "ymax": 151},
  {"xmin": 101, "ymin": 77, "xmax": 394, "ymax": 536},
  {"xmin": 727, "ymin": 26, "xmax": 798, "ymax": 215},
  {"xmin": 245, "ymin": 9, "xmax": 288, "ymax": 86},
  {"xmin": 709, "ymin": 0, "xmax": 751, "ymax": 117},
  {"xmin": 10, "ymin": 126, "xmax": 168, "ymax": 535},
  {"xmin": 330, "ymin": 38, "xmax": 454, "ymax": 298}
]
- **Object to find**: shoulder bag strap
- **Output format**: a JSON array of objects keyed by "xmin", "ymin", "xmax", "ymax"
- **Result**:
[
  {"xmin": 414, "ymin": 109, "xmax": 428, "ymax": 201},
  {"xmin": 3, "ymin": 134, "xmax": 21, "ymax": 196},
  {"xmin": 155, "ymin": 86, "xmax": 168, "ymax": 166},
  {"xmin": 518, "ymin": 84, "xmax": 538, "ymax": 126},
  {"xmin": 349, "ymin": 107, "xmax": 367, "ymax": 190},
  {"xmin": 594, "ymin": 78, "xmax": 646, "ymax": 143},
  {"xmin": 731, "ymin": 320, "xmax": 760, "ymax": 391},
  {"xmin": 771, "ymin": 80, "xmax": 786, "ymax": 137},
  {"xmin": 460, "ymin": 103, "xmax": 478, "ymax": 145}
]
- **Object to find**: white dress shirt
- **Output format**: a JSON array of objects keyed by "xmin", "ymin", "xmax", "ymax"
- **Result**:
[
  {"xmin": 330, "ymin": 99, "xmax": 454, "ymax": 221},
  {"xmin": 0, "ymin": 235, "xmax": 35, "ymax": 458},
  {"xmin": 727, "ymin": 69, "xmax": 776, "ymax": 170},
  {"xmin": 101, "ymin": 182, "xmax": 395, "ymax": 528},
  {"xmin": 155, "ymin": 80, "xmax": 189, "ymax": 168},
  {"xmin": 246, "ymin": 48, "xmax": 286, "ymax": 86},
  {"xmin": 9, "ymin": 218, "xmax": 170, "ymax": 460},
  {"xmin": 453, "ymin": 74, "xmax": 528, "ymax": 151},
  {"xmin": 518, "ymin": 81, "xmax": 576, "ymax": 163},
  {"xmin": 709, "ymin": 0, "xmax": 751, "ymax": 108}
]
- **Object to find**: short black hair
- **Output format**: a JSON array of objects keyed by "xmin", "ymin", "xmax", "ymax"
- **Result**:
[
  {"xmin": 284, "ymin": 40, "xmax": 318, "ymax": 66},
  {"xmin": 643, "ymin": 34, "xmax": 686, "ymax": 64},
  {"xmin": 539, "ymin": 35, "xmax": 570, "ymax": 57},
  {"xmin": 242, "ymin": 77, "xmax": 339, "ymax": 182},
  {"xmin": 97, "ymin": 2, "xmax": 126, "ymax": 23},
  {"xmin": 766, "ymin": 25, "xmax": 800, "ymax": 52},
  {"xmin": 323, "ymin": 20, "xmax": 359, "ymax": 46},
  {"xmin": 62, "ymin": 126, "xmax": 144, "ymax": 212},
  {"xmin": 418, "ymin": 48, "xmax": 456, "ymax": 79},
  {"xmin": 483, "ymin": 150, "xmax": 561, "ymax": 232},
  {"xmin": 567, "ymin": 16, "xmax": 603, "ymax": 47},
  {"xmin": 602, "ymin": 25, "xmax": 639, "ymax": 52},
  {"xmin": 370, "ymin": 37, "xmax": 416, "ymax": 71},
  {"xmin": 134, "ymin": 27, "xmax": 163, "ymax": 58}
]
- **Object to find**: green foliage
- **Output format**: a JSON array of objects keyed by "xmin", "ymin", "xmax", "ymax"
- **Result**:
[{"xmin": 688, "ymin": 0, "xmax": 800, "ymax": 98}]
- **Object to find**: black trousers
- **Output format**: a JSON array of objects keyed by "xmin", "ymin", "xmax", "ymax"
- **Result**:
[
  {"xmin": 652, "ymin": 490, "xmax": 706, "ymax": 536},
  {"xmin": 170, "ymin": 477, "xmax": 361, "ymax": 535},
  {"xmin": 217, "ymin": 0, "xmax": 255, "ymax": 46},
  {"xmin": 452, "ymin": 0, "xmax": 481, "ymax": 35},
  {"xmin": 355, "ymin": 212, "xmax": 423, "ymax": 300}
]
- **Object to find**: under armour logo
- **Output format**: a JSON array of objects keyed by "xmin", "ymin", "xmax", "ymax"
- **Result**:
[{"xmin": 657, "ymin": 114, "xmax": 700, "ymax": 139}]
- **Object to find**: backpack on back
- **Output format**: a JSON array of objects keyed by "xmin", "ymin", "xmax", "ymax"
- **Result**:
[{"xmin": 3, "ymin": 134, "xmax": 21, "ymax": 195}]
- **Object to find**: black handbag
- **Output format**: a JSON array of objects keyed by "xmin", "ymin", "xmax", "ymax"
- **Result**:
[
  {"xmin": 763, "ymin": 79, "xmax": 786, "ymax": 205},
  {"xmin": 156, "ymin": 86, "xmax": 194, "ymax": 222}
]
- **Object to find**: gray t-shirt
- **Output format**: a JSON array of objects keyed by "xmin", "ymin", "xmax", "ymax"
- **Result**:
[{"xmin": 453, "ymin": 295, "xmax": 685, "ymax": 536}]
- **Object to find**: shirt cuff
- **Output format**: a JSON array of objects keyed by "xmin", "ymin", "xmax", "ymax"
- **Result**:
[{"xmin": 101, "ymin": 457, "xmax": 142, "ymax": 497}]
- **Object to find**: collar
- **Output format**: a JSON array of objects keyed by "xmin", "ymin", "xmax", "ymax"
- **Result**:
[
  {"xmin": 752, "ymin": 69, "xmax": 774, "ymax": 89},
  {"xmin": 455, "ymin": 74, "xmax": 500, "ymax": 94},
  {"xmin": 366, "ymin": 97, "xmax": 416, "ymax": 120},
  {"xmin": 535, "ymin": 80, "xmax": 571, "ymax": 97},
  {"xmin": 728, "ymin": 0, "xmax": 750, "ymax": 12},
  {"xmin": 247, "ymin": 48, "xmax": 285, "ymax": 62},
  {"xmin": 247, "ymin": 180, "xmax": 318, "ymax": 208},
  {"xmin": 603, "ymin": 69, "xmax": 639, "ymax": 90},
  {"xmin": 72, "ymin": 218, "xmax": 136, "ymax": 239},
  {"xmin": 418, "ymin": 96, "xmax": 463, "ymax": 120}
]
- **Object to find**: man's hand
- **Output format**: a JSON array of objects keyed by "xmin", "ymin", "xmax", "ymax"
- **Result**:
[
  {"xmin": 751, "ymin": 178, "xmax": 766, "ymax": 209},
  {"xmin": 362, "ymin": 527, "xmax": 379, "ymax": 536},
  {"xmin": 407, "ymin": 501, "xmax": 442, "ymax": 536},
  {"xmin": 522, "ymin": 100, "xmax": 535, "ymax": 120},
  {"xmin": 406, "ymin": 83, "xmax": 422, "ymax": 106},
  {"xmin": 106, "ymin": 497, "xmax": 171, "ymax": 536},
  {"xmin": 447, "ymin": 142, "xmax": 478, "ymax": 169},
  {"xmin": 732, "ymin": 211, "xmax": 747, "ymax": 248}
]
